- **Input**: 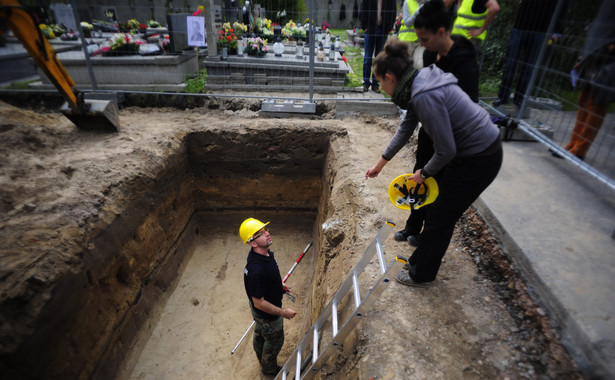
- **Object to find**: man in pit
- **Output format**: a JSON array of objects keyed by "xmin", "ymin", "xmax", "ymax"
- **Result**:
[{"xmin": 240, "ymin": 218, "xmax": 296, "ymax": 376}]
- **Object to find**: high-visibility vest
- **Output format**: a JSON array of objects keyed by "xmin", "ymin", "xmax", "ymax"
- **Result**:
[
  {"xmin": 452, "ymin": 0, "xmax": 488, "ymax": 40},
  {"xmin": 398, "ymin": 0, "xmax": 420, "ymax": 42}
]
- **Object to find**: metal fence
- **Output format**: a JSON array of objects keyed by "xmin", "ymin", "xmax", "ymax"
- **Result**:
[
  {"xmin": 1, "ymin": 0, "xmax": 614, "ymax": 188},
  {"xmin": 482, "ymin": 0, "xmax": 615, "ymax": 190}
]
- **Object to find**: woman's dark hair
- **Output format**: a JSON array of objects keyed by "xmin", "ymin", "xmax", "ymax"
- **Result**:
[
  {"xmin": 414, "ymin": 0, "xmax": 452, "ymax": 34},
  {"xmin": 373, "ymin": 38, "xmax": 413, "ymax": 80}
]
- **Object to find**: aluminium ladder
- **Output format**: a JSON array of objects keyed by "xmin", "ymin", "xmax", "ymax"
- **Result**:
[{"xmin": 275, "ymin": 221, "xmax": 401, "ymax": 380}]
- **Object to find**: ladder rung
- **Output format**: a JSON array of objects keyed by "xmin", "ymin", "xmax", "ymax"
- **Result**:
[
  {"xmin": 331, "ymin": 301, "xmax": 338, "ymax": 338},
  {"xmin": 312, "ymin": 329, "xmax": 319, "ymax": 363},
  {"xmin": 295, "ymin": 349, "xmax": 302, "ymax": 379},
  {"xmin": 352, "ymin": 272, "xmax": 361, "ymax": 309},
  {"xmin": 376, "ymin": 241, "xmax": 386, "ymax": 274}
]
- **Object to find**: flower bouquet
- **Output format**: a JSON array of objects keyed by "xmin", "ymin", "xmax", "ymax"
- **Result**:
[
  {"xmin": 282, "ymin": 20, "xmax": 306, "ymax": 41},
  {"xmin": 148, "ymin": 20, "xmax": 161, "ymax": 28},
  {"xmin": 60, "ymin": 30, "xmax": 79, "ymax": 41},
  {"xmin": 232, "ymin": 21, "xmax": 248, "ymax": 37},
  {"xmin": 38, "ymin": 24, "xmax": 54, "ymax": 39},
  {"xmin": 39, "ymin": 24, "xmax": 62, "ymax": 39},
  {"xmin": 98, "ymin": 33, "xmax": 144, "ymax": 56},
  {"xmin": 254, "ymin": 17, "xmax": 274, "ymax": 42},
  {"xmin": 159, "ymin": 36, "xmax": 171, "ymax": 53},
  {"xmin": 193, "ymin": 6, "xmax": 204, "ymax": 16},
  {"xmin": 245, "ymin": 36, "xmax": 269, "ymax": 57},
  {"xmin": 80, "ymin": 22, "xmax": 93, "ymax": 37},
  {"xmin": 127, "ymin": 18, "xmax": 140, "ymax": 30},
  {"xmin": 217, "ymin": 23, "xmax": 238, "ymax": 54}
]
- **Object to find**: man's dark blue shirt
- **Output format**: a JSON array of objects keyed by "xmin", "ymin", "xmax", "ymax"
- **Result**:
[{"xmin": 244, "ymin": 248, "xmax": 283, "ymax": 320}]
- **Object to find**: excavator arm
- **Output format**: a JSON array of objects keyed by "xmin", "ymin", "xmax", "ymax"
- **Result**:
[{"xmin": 0, "ymin": 0, "xmax": 119, "ymax": 131}]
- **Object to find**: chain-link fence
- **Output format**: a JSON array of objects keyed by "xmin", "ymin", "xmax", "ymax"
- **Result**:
[{"xmin": 481, "ymin": 0, "xmax": 614, "ymax": 189}]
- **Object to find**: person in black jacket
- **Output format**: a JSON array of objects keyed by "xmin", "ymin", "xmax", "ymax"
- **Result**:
[
  {"xmin": 365, "ymin": 39, "xmax": 502, "ymax": 287},
  {"xmin": 393, "ymin": 0, "xmax": 480, "ymax": 246},
  {"xmin": 360, "ymin": 0, "xmax": 397, "ymax": 92}
]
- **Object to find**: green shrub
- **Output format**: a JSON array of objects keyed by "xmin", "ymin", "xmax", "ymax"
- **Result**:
[{"xmin": 184, "ymin": 69, "xmax": 207, "ymax": 93}]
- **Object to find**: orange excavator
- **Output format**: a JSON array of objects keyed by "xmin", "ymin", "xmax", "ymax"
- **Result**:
[{"xmin": 0, "ymin": 0, "xmax": 120, "ymax": 131}]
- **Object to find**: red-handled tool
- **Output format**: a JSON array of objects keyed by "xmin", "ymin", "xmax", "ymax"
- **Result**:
[{"xmin": 282, "ymin": 242, "xmax": 313, "ymax": 283}]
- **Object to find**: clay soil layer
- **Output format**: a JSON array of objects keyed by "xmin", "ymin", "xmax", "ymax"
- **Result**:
[{"xmin": 0, "ymin": 100, "xmax": 583, "ymax": 380}]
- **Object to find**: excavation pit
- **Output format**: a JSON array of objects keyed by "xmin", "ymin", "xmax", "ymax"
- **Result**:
[
  {"xmin": 108, "ymin": 128, "xmax": 335, "ymax": 379},
  {"xmin": 119, "ymin": 128, "xmax": 330, "ymax": 379},
  {"xmin": 0, "ymin": 117, "xmax": 347, "ymax": 380}
]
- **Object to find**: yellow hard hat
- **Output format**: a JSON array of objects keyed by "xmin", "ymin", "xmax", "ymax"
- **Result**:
[
  {"xmin": 388, "ymin": 174, "xmax": 439, "ymax": 210},
  {"xmin": 239, "ymin": 218, "xmax": 270, "ymax": 244}
]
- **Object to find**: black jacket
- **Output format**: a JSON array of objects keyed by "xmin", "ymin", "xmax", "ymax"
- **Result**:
[
  {"xmin": 360, "ymin": 0, "xmax": 397, "ymax": 35},
  {"xmin": 423, "ymin": 35, "xmax": 479, "ymax": 102}
]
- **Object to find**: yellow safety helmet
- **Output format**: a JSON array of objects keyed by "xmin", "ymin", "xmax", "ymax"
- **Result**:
[
  {"xmin": 239, "ymin": 218, "xmax": 270, "ymax": 244},
  {"xmin": 388, "ymin": 174, "xmax": 439, "ymax": 210}
]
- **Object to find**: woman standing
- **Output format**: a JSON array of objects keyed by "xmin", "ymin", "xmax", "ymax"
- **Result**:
[
  {"xmin": 394, "ymin": 0, "xmax": 480, "ymax": 246},
  {"xmin": 365, "ymin": 38, "xmax": 502, "ymax": 287}
]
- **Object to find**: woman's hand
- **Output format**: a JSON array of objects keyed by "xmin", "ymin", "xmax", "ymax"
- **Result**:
[
  {"xmin": 365, "ymin": 165, "xmax": 381, "ymax": 179},
  {"xmin": 410, "ymin": 169, "xmax": 424, "ymax": 184},
  {"xmin": 365, "ymin": 157, "xmax": 389, "ymax": 179}
]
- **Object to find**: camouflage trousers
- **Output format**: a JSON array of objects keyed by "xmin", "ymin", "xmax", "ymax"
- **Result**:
[{"xmin": 251, "ymin": 310, "xmax": 284, "ymax": 374}]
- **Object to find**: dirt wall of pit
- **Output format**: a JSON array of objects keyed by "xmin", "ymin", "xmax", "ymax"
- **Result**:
[{"xmin": 1, "ymin": 140, "xmax": 197, "ymax": 379}]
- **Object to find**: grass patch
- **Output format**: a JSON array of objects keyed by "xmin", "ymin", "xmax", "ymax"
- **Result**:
[
  {"xmin": 329, "ymin": 28, "xmax": 364, "ymax": 88},
  {"xmin": 342, "ymin": 45, "xmax": 364, "ymax": 88},
  {"xmin": 2, "ymin": 79, "xmax": 37, "ymax": 90},
  {"xmin": 184, "ymin": 69, "xmax": 207, "ymax": 93}
]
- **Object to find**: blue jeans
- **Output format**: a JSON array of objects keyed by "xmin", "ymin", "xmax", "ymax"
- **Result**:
[
  {"xmin": 363, "ymin": 27, "xmax": 387, "ymax": 88},
  {"xmin": 497, "ymin": 29, "xmax": 545, "ymax": 105}
]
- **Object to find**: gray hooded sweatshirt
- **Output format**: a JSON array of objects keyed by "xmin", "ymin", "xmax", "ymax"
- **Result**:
[{"xmin": 383, "ymin": 64, "xmax": 500, "ymax": 176}]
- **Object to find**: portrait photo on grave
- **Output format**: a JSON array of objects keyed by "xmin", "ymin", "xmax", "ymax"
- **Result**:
[{"xmin": 187, "ymin": 15, "xmax": 206, "ymax": 47}]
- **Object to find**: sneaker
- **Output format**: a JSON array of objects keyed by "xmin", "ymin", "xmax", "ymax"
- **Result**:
[
  {"xmin": 363, "ymin": 85, "xmax": 370, "ymax": 92},
  {"xmin": 403, "ymin": 262, "xmax": 416, "ymax": 274},
  {"xmin": 396, "ymin": 255, "xmax": 414, "ymax": 272},
  {"xmin": 395, "ymin": 270, "xmax": 432, "ymax": 288},
  {"xmin": 393, "ymin": 230, "xmax": 410, "ymax": 242},
  {"xmin": 407, "ymin": 234, "xmax": 420, "ymax": 247},
  {"xmin": 372, "ymin": 86, "xmax": 381, "ymax": 94}
]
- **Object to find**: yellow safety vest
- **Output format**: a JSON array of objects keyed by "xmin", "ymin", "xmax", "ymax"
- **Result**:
[
  {"xmin": 398, "ymin": 0, "xmax": 420, "ymax": 42},
  {"xmin": 452, "ymin": 0, "xmax": 488, "ymax": 40}
]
